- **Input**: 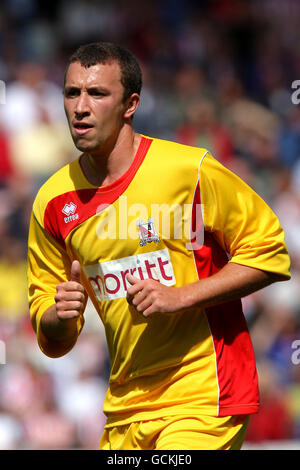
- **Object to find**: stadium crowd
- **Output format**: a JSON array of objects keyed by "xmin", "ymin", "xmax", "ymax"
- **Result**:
[{"xmin": 0, "ymin": 0, "xmax": 300, "ymax": 449}]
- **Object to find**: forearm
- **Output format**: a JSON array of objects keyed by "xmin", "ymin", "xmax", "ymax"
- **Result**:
[
  {"xmin": 128, "ymin": 261, "xmax": 287, "ymax": 317},
  {"xmin": 179, "ymin": 262, "xmax": 285, "ymax": 310}
]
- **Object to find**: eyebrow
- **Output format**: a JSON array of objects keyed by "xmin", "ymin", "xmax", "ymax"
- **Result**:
[{"xmin": 64, "ymin": 85, "xmax": 110, "ymax": 94}]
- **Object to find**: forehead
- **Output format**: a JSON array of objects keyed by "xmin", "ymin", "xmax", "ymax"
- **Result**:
[{"xmin": 64, "ymin": 60, "xmax": 122, "ymax": 88}]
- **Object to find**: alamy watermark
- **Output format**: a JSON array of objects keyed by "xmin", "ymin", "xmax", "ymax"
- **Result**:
[
  {"xmin": 0, "ymin": 340, "xmax": 6, "ymax": 364},
  {"xmin": 94, "ymin": 197, "xmax": 205, "ymax": 250},
  {"xmin": 291, "ymin": 80, "xmax": 300, "ymax": 105},
  {"xmin": 0, "ymin": 80, "xmax": 5, "ymax": 104},
  {"xmin": 291, "ymin": 340, "xmax": 300, "ymax": 365}
]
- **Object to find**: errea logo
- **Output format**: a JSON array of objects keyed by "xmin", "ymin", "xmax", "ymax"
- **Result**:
[{"xmin": 62, "ymin": 202, "xmax": 79, "ymax": 223}]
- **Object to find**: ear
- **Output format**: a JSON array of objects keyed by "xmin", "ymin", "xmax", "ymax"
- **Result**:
[{"xmin": 123, "ymin": 93, "xmax": 140, "ymax": 119}]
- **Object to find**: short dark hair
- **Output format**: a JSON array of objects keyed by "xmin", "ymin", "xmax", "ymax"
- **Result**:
[{"xmin": 65, "ymin": 42, "xmax": 142, "ymax": 102}]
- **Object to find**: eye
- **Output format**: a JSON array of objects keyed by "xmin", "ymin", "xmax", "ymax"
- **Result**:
[
  {"xmin": 89, "ymin": 88, "xmax": 108, "ymax": 97},
  {"xmin": 64, "ymin": 87, "xmax": 80, "ymax": 98}
]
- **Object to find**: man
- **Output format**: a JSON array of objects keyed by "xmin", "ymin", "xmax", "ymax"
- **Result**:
[{"xmin": 27, "ymin": 42, "xmax": 291, "ymax": 450}]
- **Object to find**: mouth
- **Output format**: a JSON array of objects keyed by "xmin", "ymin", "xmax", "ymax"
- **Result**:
[{"xmin": 73, "ymin": 122, "xmax": 94, "ymax": 135}]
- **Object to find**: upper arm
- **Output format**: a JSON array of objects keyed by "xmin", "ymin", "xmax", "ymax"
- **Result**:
[{"xmin": 199, "ymin": 153, "xmax": 291, "ymax": 280}]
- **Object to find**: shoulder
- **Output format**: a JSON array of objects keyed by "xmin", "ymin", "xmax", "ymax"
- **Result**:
[
  {"xmin": 32, "ymin": 158, "xmax": 82, "ymax": 228},
  {"xmin": 146, "ymin": 136, "xmax": 210, "ymax": 177},
  {"xmin": 149, "ymin": 135, "xmax": 208, "ymax": 160}
]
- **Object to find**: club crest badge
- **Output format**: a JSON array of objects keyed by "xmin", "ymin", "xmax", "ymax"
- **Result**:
[{"xmin": 137, "ymin": 217, "xmax": 160, "ymax": 246}]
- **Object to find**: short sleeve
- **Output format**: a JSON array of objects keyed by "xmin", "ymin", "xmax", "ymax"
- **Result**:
[{"xmin": 199, "ymin": 152, "xmax": 291, "ymax": 279}]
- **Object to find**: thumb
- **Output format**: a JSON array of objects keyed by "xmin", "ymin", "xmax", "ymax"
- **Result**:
[{"xmin": 71, "ymin": 260, "xmax": 81, "ymax": 283}]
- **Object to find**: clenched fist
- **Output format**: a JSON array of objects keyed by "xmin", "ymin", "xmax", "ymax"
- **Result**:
[
  {"xmin": 54, "ymin": 260, "xmax": 86, "ymax": 320},
  {"xmin": 126, "ymin": 273, "xmax": 184, "ymax": 317}
]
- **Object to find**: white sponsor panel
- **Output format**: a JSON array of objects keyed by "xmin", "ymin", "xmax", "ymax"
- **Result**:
[{"xmin": 85, "ymin": 248, "xmax": 176, "ymax": 301}]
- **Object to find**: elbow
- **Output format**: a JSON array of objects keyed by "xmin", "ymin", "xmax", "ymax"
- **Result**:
[{"xmin": 265, "ymin": 270, "xmax": 291, "ymax": 284}]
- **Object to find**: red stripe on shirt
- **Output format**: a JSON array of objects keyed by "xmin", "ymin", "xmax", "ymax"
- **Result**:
[{"xmin": 191, "ymin": 181, "xmax": 259, "ymax": 416}]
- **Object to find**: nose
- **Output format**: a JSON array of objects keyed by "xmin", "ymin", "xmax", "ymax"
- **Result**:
[{"xmin": 75, "ymin": 91, "xmax": 90, "ymax": 118}]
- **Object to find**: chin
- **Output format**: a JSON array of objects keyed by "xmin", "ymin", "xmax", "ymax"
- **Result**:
[
  {"xmin": 75, "ymin": 142, "xmax": 90, "ymax": 152},
  {"xmin": 74, "ymin": 139, "xmax": 98, "ymax": 153},
  {"xmin": 72, "ymin": 134, "xmax": 108, "ymax": 155}
]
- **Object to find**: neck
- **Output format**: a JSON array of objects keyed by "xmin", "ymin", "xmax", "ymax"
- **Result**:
[{"xmin": 81, "ymin": 126, "xmax": 141, "ymax": 187}]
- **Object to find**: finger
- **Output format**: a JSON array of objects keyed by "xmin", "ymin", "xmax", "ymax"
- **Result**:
[
  {"xmin": 55, "ymin": 296, "xmax": 84, "ymax": 310},
  {"xmin": 126, "ymin": 285, "xmax": 147, "ymax": 307},
  {"xmin": 70, "ymin": 291, "xmax": 85, "ymax": 302},
  {"xmin": 126, "ymin": 288, "xmax": 140, "ymax": 305},
  {"xmin": 135, "ymin": 296, "xmax": 152, "ymax": 313},
  {"xmin": 126, "ymin": 275, "xmax": 146, "ymax": 304},
  {"xmin": 127, "ymin": 283, "xmax": 144, "ymax": 298},
  {"xmin": 71, "ymin": 260, "xmax": 81, "ymax": 283},
  {"xmin": 58, "ymin": 281, "xmax": 85, "ymax": 293},
  {"xmin": 132, "ymin": 289, "xmax": 147, "ymax": 306},
  {"xmin": 56, "ymin": 291, "xmax": 85, "ymax": 302},
  {"xmin": 126, "ymin": 274, "xmax": 147, "ymax": 294},
  {"xmin": 57, "ymin": 310, "xmax": 82, "ymax": 320},
  {"xmin": 126, "ymin": 273, "xmax": 141, "ymax": 286},
  {"xmin": 142, "ymin": 306, "xmax": 155, "ymax": 317},
  {"xmin": 62, "ymin": 300, "xmax": 84, "ymax": 312}
]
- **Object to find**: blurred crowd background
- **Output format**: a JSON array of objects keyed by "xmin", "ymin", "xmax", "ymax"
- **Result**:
[{"xmin": 0, "ymin": 0, "xmax": 300, "ymax": 450}]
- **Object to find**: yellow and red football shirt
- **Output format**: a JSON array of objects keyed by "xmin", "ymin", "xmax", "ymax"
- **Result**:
[{"xmin": 28, "ymin": 136, "xmax": 290, "ymax": 426}]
